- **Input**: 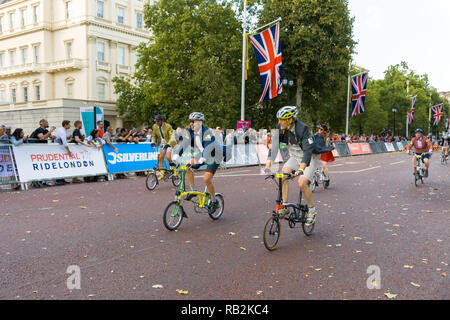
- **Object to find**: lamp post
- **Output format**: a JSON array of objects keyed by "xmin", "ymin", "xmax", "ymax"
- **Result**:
[
  {"xmin": 392, "ymin": 105, "xmax": 398, "ymax": 137},
  {"xmin": 282, "ymin": 72, "xmax": 294, "ymax": 105}
]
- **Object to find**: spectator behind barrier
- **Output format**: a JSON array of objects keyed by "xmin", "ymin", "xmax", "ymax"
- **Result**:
[
  {"xmin": 71, "ymin": 120, "xmax": 91, "ymax": 148},
  {"xmin": 97, "ymin": 121, "xmax": 105, "ymax": 138},
  {"xmin": 29, "ymin": 119, "xmax": 56, "ymax": 143},
  {"xmin": 10, "ymin": 128, "xmax": 28, "ymax": 146},
  {"xmin": 87, "ymin": 129, "xmax": 105, "ymax": 150},
  {"xmin": 0, "ymin": 125, "xmax": 9, "ymax": 144},
  {"xmin": 103, "ymin": 126, "xmax": 119, "ymax": 153}
]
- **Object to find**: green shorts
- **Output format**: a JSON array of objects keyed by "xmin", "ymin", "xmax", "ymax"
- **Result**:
[{"xmin": 206, "ymin": 162, "xmax": 220, "ymax": 175}]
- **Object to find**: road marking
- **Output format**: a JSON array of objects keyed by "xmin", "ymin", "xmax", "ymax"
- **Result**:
[
  {"xmin": 329, "ymin": 164, "xmax": 344, "ymax": 167},
  {"xmin": 329, "ymin": 166, "xmax": 381, "ymax": 174},
  {"xmin": 390, "ymin": 161, "xmax": 405, "ymax": 165}
]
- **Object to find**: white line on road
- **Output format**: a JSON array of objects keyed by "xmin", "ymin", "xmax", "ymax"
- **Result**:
[
  {"xmin": 390, "ymin": 161, "xmax": 405, "ymax": 165},
  {"xmin": 329, "ymin": 166, "xmax": 381, "ymax": 174}
]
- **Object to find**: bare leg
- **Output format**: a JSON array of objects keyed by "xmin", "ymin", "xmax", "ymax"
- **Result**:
[
  {"xmin": 203, "ymin": 172, "xmax": 215, "ymax": 197},
  {"xmin": 298, "ymin": 177, "xmax": 314, "ymax": 208},
  {"xmin": 322, "ymin": 161, "xmax": 329, "ymax": 180},
  {"xmin": 282, "ymin": 167, "xmax": 293, "ymax": 203},
  {"xmin": 158, "ymin": 149, "xmax": 167, "ymax": 169},
  {"xmin": 186, "ymin": 158, "xmax": 196, "ymax": 187}
]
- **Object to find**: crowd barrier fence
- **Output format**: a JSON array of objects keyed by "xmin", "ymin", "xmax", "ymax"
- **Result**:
[{"xmin": 1, "ymin": 139, "xmax": 412, "ymax": 190}]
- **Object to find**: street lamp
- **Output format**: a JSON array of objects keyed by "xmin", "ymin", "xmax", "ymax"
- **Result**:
[
  {"xmin": 282, "ymin": 72, "xmax": 294, "ymax": 105},
  {"xmin": 392, "ymin": 105, "xmax": 398, "ymax": 137}
]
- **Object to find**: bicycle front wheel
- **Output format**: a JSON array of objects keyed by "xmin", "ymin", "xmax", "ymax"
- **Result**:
[
  {"xmin": 172, "ymin": 172, "xmax": 182, "ymax": 187},
  {"xmin": 263, "ymin": 216, "xmax": 281, "ymax": 251},
  {"xmin": 163, "ymin": 201, "xmax": 184, "ymax": 231},
  {"xmin": 146, "ymin": 171, "xmax": 158, "ymax": 190},
  {"xmin": 310, "ymin": 176, "xmax": 317, "ymax": 193}
]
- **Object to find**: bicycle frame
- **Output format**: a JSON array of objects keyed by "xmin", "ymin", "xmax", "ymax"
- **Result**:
[{"xmin": 175, "ymin": 165, "xmax": 209, "ymax": 208}]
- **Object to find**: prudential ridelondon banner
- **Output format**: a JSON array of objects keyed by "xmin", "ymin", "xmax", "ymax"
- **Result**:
[{"xmin": 13, "ymin": 144, "xmax": 108, "ymax": 182}]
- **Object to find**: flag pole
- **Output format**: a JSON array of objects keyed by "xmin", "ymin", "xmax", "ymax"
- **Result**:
[
  {"xmin": 345, "ymin": 61, "xmax": 351, "ymax": 136},
  {"xmin": 250, "ymin": 17, "xmax": 282, "ymax": 34},
  {"xmin": 240, "ymin": 1, "xmax": 247, "ymax": 121}
]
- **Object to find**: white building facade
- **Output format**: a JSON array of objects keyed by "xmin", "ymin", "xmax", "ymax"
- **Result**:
[{"xmin": 0, "ymin": 0, "xmax": 151, "ymax": 134}]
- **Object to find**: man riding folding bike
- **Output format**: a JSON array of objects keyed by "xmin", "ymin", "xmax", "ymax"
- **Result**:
[
  {"xmin": 406, "ymin": 128, "xmax": 433, "ymax": 177},
  {"xmin": 264, "ymin": 106, "xmax": 326, "ymax": 227},
  {"xmin": 151, "ymin": 114, "xmax": 177, "ymax": 181},
  {"xmin": 172, "ymin": 112, "xmax": 223, "ymax": 215}
]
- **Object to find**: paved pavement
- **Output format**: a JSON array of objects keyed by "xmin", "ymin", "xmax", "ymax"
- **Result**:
[{"xmin": 0, "ymin": 152, "xmax": 448, "ymax": 300}]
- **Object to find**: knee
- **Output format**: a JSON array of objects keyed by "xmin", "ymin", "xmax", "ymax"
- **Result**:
[{"xmin": 203, "ymin": 175, "xmax": 213, "ymax": 185}]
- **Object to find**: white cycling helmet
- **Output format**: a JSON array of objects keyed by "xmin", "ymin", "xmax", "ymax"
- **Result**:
[
  {"xmin": 189, "ymin": 112, "xmax": 205, "ymax": 121},
  {"xmin": 276, "ymin": 106, "xmax": 298, "ymax": 120}
]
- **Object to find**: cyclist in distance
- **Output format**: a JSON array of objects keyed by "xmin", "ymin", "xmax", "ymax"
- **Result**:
[
  {"xmin": 151, "ymin": 114, "xmax": 177, "ymax": 181},
  {"xmin": 406, "ymin": 128, "xmax": 433, "ymax": 177}
]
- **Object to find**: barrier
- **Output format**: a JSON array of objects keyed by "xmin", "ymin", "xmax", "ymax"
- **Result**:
[
  {"xmin": 396, "ymin": 142, "xmax": 404, "ymax": 151},
  {"xmin": 254, "ymin": 144, "xmax": 283, "ymax": 164},
  {"xmin": 103, "ymin": 143, "xmax": 159, "ymax": 174},
  {"xmin": 333, "ymin": 142, "xmax": 351, "ymax": 157},
  {"xmin": 369, "ymin": 142, "xmax": 380, "ymax": 154},
  {"xmin": 13, "ymin": 144, "xmax": 108, "ymax": 182},
  {"xmin": 385, "ymin": 143, "xmax": 396, "ymax": 152},
  {"xmin": 0, "ymin": 144, "xmax": 19, "ymax": 185},
  {"xmin": 377, "ymin": 142, "xmax": 388, "ymax": 153},
  {"xmin": 225, "ymin": 144, "xmax": 260, "ymax": 168}
]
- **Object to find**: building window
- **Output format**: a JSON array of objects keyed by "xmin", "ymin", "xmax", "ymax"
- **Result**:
[
  {"xmin": 23, "ymin": 87, "xmax": 28, "ymax": 102},
  {"xmin": 117, "ymin": 46, "xmax": 125, "ymax": 65},
  {"xmin": 21, "ymin": 48, "xmax": 27, "ymax": 64},
  {"xmin": 0, "ymin": 16, "xmax": 3, "ymax": 32},
  {"xmin": 21, "ymin": 9, "xmax": 26, "ymax": 26},
  {"xmin": 0, "ymin": 53, "xmax": 3, "ymax": 67},
  {"xmin": 0, "ymin": 90, "xmax": 5, "ymax": 103},
  {"xmin": 9, "ymin": 12, "xmax": 14, "ymax": 30},
  {"xmin": 66, "ymin": 42, "xmax": 72, "ymax": 59},
  {"xmin": 33, "ymin": 6, "xmax": 39, "ymax": 23},
  {"xmin": 97, "ymin": 1, "xmax": 104, "ymax": 18},
  {"xmin": 117, "ymin": 7, "xmax": 124, "ymax": 24},
  {"xmin": 97, "ymin": 83, "xmax": 105, "ymax": 101},
  {"xmin": 67, "ymin": 83, "xmax": 73, "ymax": 98},
  {"xmin": 9, "ymin": 51, "xmax": 15, "ymax": 66},
  {"xmin": 136, "ymin": 12, "xmax": 142, "ymax": 29},
  {"xmin": 33, "ymin": 45, "xmax": 39, "ymax": 63},
  {"xmin": 65, "ymin": 1, "xmax": 72, "ymax": 19},
  {"xmin": 97, "ymin": 42, "xmax": 105, "ymax": 62},
  {"xmin": 11, "ymin": 88, "xmax": 16, "ymax": 103},
  {"xmin": 35, "ymin": 85, "xmax": 40, "ymax": 101}
]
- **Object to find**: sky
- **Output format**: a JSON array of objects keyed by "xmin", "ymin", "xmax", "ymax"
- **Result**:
[{"xmin": 348, "ymin": 0, "xmax": 450, "ymax": 92}]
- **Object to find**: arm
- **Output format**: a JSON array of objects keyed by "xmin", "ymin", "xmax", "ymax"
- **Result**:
[
  {"xmin": 167, "ymin": 125, "xmax": 177, "ymax": 148},
  {"xmin": 75, "ymin": 135, "xmax": 90, "ymax": 147},
  {"xmin": 298, "ymin": 124, "xmax": 314, "ymax": 169},
  {"xmin": 11, "ymin": 137, "xmax": 23, "ymax": 146}
]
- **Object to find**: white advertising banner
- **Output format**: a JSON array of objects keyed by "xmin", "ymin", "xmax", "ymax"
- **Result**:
[
  {"xmin": 385, "ymin": 143, "xmax": 396, "ymax": 152},
  {"xmin": 13, "ymin": 144, "xmax": 107, "ymax": 182}
]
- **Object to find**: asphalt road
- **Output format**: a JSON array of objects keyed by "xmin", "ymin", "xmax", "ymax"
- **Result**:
[{"xmin": 0, "ymin": 151, "xmax": 448, "ymax": 300}]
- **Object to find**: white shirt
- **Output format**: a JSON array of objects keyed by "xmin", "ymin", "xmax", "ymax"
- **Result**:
[{"xmin": 54, "ymin": 127, "xmax": 68, "ymax": 147}]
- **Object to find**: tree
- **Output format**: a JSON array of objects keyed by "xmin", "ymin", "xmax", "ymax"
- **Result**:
[
  {"xmin": 258, "ymin": 0, "xmax": 355, "ymax": 121},
  {"xmin": 113, "ymin": 0, "xmax": 261, "ymax": 129}
]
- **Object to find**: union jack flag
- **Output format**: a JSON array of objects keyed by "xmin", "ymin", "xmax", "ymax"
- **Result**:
[
  {"xmin": 408, "ymin": 96, "xmax": 416, "ymax": 125},
  {"xmin": 249, "ymin": 22, "xmax": 282, "ymax": 103},
  {"xmin": 351, "ymin": 72, "xmax": 368, "ymax": 117},
  {"xmin": 432, "ymin": 104, "xmax": 444, "ymax": 126}
]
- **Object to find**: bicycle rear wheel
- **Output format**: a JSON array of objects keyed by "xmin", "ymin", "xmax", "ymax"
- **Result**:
[
  {"xmin": 263, "ymin": 216, "xmax": 281, "ymax": 251},
  {"xmin": 146, "ymin": 171, "xmax": 158, "ymax": 190},
  {"xmin": 310, "ymin": 176, "xmax": 317, "ymax": 193},
  {"xmin": 302, "ymin": 220, "xmax": 315, "ymax": 236},
  {"xmin": 163, "ymin": 201, "xmax": 184, "ymax": 231}
]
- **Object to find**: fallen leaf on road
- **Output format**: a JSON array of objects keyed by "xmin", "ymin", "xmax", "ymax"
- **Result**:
[
  {"xmin": 390, "ymin": 196, "xmax": 397, "ymax": 199},
  {"xmin": 365, "ymin": 242, "xmax": 373, "ymax": 245},
  {"xmin": 176, "ymin": 289, "xmax": 189, "ymax": 295},
  {"xmin": 139, "ymin": 276, "xmax": 145, "ymax": 279},
  {"xmin": 206, "ymin": 260, "xmax": 211, "ymax": 264},
  {"xmin": 252, "ymin": 236, "xmax": 260, "ymax": 239},
  {"xmin": 410, "ymin": 282, "xmax": 421, "ymax": 288},
  {"xmin": 426, "ymin": 210, "xmax": 435, "ymax": 213},
  {"xmin": 384, "ymin": 293, "xmax": 398, "ymax": 299},
  {"xmin": 315, "ymin": 268, "xmax": 322, "ymax": 271},
  {"xmin": 229, "ymin": 232, "xmax": 236, "ymax": 236},
  {"xmin": 393, "ymin": 224, "xmax": 400, "ymax": 227},
  {"xmin": 256, "ymin": 291, "xmax": 263, "ymax": 295},
  {"xmin": 115, "ymin": 213, "xmax": 120, "ymax": 216},
  {"xmin": 441, "ymin": 273, "xmax": 447, "ymax": 278},
  {"xmin": 33, "ymin": 290, "xmax": 38, "ymax": 294},
  {"xmin": 52, "ymin": 200, "xmax": 60, "ymax": 202},
  {"xmin": 412, "ymin": 230, "xmax": 419, "ymax": 235},
  {"xmin": 403, "ymin": 265, "xmax": 414, "ymax": 269},
  {"xmin": 185, "ymin": 241, "xmax": 191, "ymax": 243},
  {"xmin": 152, "ymin": 284, "xmax": 163, "ymax": 289},
  {"xmin": 335, "ymin": 244, "xmax": 342, "ymax": 247},
  {"xmin": 355, "ymin": 250, "xmax": 362, "ymax": 253},
  {"xmin": 80, "ymin": 206, "xmax": 87, "ymax": 209},
  {"xmin": 437, "ymin": 239, "xmax": 443, "ymax": 242},
  {"xmin": 353, "ymin": 237, "xmax": 362, "ymax": 240},
  {"xmin": 240, "ymin": 247, "xmax": 247, "ymax": 251},
  {"xmin": 25, "ymin": 231, "xmax": 31, "ymax": 234}
]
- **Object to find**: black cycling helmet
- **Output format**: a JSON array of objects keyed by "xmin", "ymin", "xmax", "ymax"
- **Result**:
[
  {"xmin": 415, "ymin": 128, "xmax": 424, "ymax": 134},
  {"xmin": 319, "ymin": 124, "xmax": 329, "ymax": 132}
]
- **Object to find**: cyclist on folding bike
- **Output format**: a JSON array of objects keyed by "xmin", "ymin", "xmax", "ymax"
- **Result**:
[
  {"xmin": 264, "ymin": 106, "xmax": 320, "ymax": 227},
  {"xmin": 440, "ymin": 130, "xmax": 449, "ymax": 160},
  {"xmin": 172, "ymin": 112, "xmax": 222, "ymax": 214},
  {"xmin": 151, "ymin": 114, "xmax": 177, "ymax": 181},
  {"xmin": 406, "ymin": 128, "xmax": 433, "ymax": 177}
]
